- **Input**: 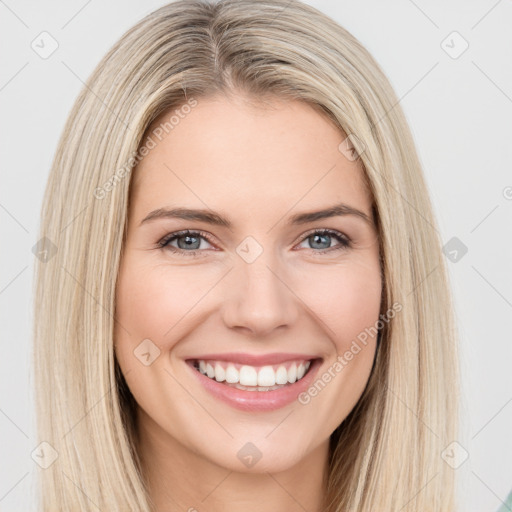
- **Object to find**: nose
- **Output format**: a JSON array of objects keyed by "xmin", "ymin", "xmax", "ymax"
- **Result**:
[{"xmin": 220, "ymin": 250, "xmax": 300, "ymax": 337}]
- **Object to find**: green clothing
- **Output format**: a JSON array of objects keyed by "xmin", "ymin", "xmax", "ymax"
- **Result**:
[{"xmin": 496, "ymin": 488, "xmax": 512, "ymax": 512}]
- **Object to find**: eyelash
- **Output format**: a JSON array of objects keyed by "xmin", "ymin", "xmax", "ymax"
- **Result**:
[{"xmin": 157, "ymin": 229, "xmax": 351, "ymax": 257}]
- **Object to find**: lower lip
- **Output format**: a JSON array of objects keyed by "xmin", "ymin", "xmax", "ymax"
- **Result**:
[{"xmin": 186, "ymin": 358, "xmax": 322, "ymax": 412}]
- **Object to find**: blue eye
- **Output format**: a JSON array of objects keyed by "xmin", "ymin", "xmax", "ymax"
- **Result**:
[
  {"xmin": 297, "ymin": 229, "xmax": 351, "ymax": 252},
  {"xmin": 158, "ymin": 230, "xmax": 213, "ymax": 256},
  {"xmin": 158, "ymin": 229, "xmax": 351, "ymax": 256}
]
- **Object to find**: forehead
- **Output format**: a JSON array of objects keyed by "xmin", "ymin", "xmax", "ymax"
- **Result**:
[{"xmin": 130, "ymin": 94, "xmax": 371, "ymax": 218}]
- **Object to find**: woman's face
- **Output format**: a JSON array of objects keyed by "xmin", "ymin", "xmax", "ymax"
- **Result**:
[{"xmin": 114, "ymin": 93, "xmax": 382, "ymax": 474}]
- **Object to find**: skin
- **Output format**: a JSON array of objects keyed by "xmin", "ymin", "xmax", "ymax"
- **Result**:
[{"xmin": 114, "ymin": 92, "xmax": 382, "ymax": 512}]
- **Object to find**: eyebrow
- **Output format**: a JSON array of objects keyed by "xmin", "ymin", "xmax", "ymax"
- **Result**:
[{"xmin": 139, "ymin": 202, "xmax": 373, "ymax": 228}]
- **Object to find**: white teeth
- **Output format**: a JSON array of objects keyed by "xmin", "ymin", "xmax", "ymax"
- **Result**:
[
  {"xmin": 287, "ymin": 363, "xmax": 297, "ymax": 383},
  {"xmin": 229, "ymin": 382, "xmax": 284, "ymax": 391},
  {"xmin": 257, "ymin": 366, "xmax": 276, "ymax": 387},
  {"xmin": 239, "ymin": 365, "xmax": 258, "ymax": 386},
  {"xmin": 196, "ymin": 359, "xmax": 313, "ymax": 388},
  {"xmin": 225, "ymin": 364, "xmax": 239, "ymax": 383},
  {"xmin": 275, "ymin": 366, "xmax": 288, "ymax": 385},
  {"xmin": 214, "ymin": 363, "xmax": 225, "ymax": 382}
]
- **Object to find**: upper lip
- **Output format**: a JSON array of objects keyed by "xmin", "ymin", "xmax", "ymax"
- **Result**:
[{"xmin": 185, "ymin": 352, "xmax": 320, "ymax": 366}]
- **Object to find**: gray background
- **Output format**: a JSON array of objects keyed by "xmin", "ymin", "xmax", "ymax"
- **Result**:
[{"xmin": 1, "ymin": 0, "xmax": 511, "ymax": 510}]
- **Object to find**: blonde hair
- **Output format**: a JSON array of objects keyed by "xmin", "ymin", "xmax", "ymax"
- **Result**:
[{"xmin": 33, "ymin": 0, "xmax": 459, "ymax": 510}]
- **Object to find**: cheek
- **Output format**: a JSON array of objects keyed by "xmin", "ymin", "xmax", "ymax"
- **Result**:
[
  {"xmin": 293, "ymin": 257, "xmax": 382, "ymax": 350},
  {"xmin": 115, "ymin": 260, "xmax": 209, "ymax": 349},
  {"xmin": 293, "ymin": 261, "xmax": 382, "ymax": 426},
  {"xmin": 113, "ymin": 260, "xmax": 205, "ymax": 415}
]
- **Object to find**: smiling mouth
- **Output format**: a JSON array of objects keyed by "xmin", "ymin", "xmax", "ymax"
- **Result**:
[{"xmin": 191, "ymin": 358, "xmax": 316, "ymax": 392}]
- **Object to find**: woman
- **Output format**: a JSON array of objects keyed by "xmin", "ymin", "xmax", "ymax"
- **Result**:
[{"xmin": 33, "ymin": 0, "xmax": 460, "ymax": 510}]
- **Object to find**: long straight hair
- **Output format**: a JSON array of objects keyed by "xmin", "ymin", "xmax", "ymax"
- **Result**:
[{"xmin": 33, "ymin": 0, "xmax": 459, "ymax": 510}]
